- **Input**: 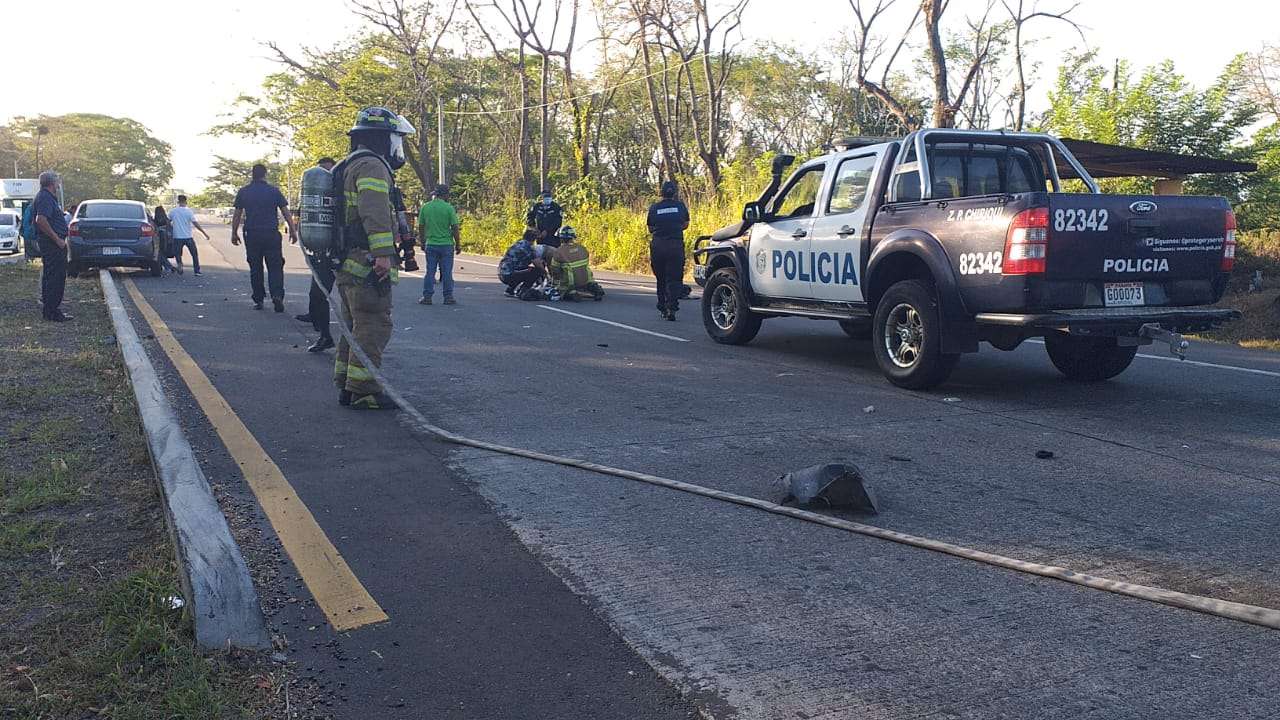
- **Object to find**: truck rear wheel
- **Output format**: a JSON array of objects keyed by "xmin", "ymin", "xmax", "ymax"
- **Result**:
[
  {"xmin": 702, "ymin": 267, "xmax": 762, "ymax": 345},
  {"xmin": 872, "ymin": 279, "xmax": 959, "ymax": 390},
  {"xmin": 1044, "ymin": 334, "xmax": 1137, "ymax": 381}
]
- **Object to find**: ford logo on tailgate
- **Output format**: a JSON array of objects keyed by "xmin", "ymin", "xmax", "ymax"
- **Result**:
[{"xmin": 1129, "ymin": 200, "xmax": 1158, "ymax": 214}]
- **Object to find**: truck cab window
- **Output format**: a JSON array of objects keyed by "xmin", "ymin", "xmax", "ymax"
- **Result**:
[
  {"xmin": 827, "ymin": 155, "xmax": 877, "ymax": 214},
  {"xmin": 925, "ymin": 143, "xmax": 1045, "ymax": 198},
  {"xmin": 772, "ymin": 165, "xmax": 825, "ymax": 219}
]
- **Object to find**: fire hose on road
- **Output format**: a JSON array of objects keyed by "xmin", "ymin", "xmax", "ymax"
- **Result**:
[{"xmin": 309, "ymin": 262, "xmax": 1280, "ymax": 633}]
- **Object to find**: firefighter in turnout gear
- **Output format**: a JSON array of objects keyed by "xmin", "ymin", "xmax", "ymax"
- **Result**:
[
  {"xmin": 548, "ymin": 226, "xmax": 605, "ymax": 301},
  {"xmin": 333, "ymin": 106, "xmax": 415, "ymax": 410}
]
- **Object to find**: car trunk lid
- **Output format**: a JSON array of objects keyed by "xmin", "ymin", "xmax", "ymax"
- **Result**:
[{"xmin": 74, "ymin": 219, "xmax": 145, "ymax": 242}]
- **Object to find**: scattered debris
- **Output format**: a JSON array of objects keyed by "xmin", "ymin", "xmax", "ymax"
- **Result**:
[
  {"xmin": 775, "ymin": 463, "xmax": 877, "ymax": 514},
  {"xmin": 597, "ymin": 343, "xmax": 609, "ymax": 348},
  {"xmin": 943, "ymin": 397, "xmax": 962, "ymax": 403},
  {"xmin": 863, "ymin": 405, "xmax": 875, "ymax": 413},
  {"xmin": 1035, "ymin": 450, "xmax": 1055, "ymax": 460},
  {"xmin": 888, "ymin": 455, "xmax": 912, "ymax": 462},
  {"xmin": 165, "ymin": 595, "xmax": 186, "ymax": 610}
]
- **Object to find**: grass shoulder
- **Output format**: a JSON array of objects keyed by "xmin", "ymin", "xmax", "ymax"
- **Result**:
[{"xmin": 0, "ymin": 264, "xmax": 284, "ymax": 719}]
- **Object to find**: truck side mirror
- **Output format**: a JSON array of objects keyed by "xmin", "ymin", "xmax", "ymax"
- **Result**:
[{"xmin": 743, "ymin": 202, "xmax": 762, "ymax": 222}]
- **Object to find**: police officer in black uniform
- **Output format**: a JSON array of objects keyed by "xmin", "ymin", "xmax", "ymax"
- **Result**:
[
  {"xmin": 525, "ymin": 188, "xmax": 564, "ymax": 249},
  {"xmin": 646, "ymin": 180, "xmax": 690, "ymax": 321}
]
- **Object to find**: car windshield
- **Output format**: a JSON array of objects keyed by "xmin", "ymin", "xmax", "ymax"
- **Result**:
[{"xmin": 80, "ymin": 203, "xmax": 145, "ymax": 220}]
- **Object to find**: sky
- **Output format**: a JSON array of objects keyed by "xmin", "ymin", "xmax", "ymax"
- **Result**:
[{"xmin": 5, "ymin": 0, "xmax": 1277, "ymax": 192}]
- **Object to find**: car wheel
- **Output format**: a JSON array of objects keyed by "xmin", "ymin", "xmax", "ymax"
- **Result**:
[
  {"xmin": 871, "ymin": 279, "xmax": 959, "ymax": 390},
  {"xmin": 838, "ymin": 318, "xmax": 872, "ymax": 340},
  {"xmin": 702, "ymin": 267, "xmax": 763, "ymax": 345},
  {"xmin": 1043, "ymin": 333, "xmax": 1137, "ymax": 381}
]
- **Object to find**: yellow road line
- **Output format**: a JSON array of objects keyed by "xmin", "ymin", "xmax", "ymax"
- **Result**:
[{"xmin": 124, "ymin": 277, "xmax": 388, "ymax": 631}]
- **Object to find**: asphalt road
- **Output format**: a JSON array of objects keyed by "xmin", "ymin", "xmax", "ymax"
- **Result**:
[{"xmin": 127, "ymin": 221, "xmax": 1279, "ymax": 719}]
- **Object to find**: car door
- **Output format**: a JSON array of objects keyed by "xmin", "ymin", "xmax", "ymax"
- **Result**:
[
  {"xmin": 748, "ymin": 163, "xmax": 825, "ymax": 300},
  {"xmin": 808, "ymin": 152, "xmax": 881, "ymax": 302}
]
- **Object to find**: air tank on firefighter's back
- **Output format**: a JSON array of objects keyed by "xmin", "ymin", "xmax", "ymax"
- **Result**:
[{"xmin": 299, "ymin": 165, "xmax": 336, "ymax": 254}]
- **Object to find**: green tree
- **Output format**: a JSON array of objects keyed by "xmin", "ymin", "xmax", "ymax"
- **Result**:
[
  {"xmin": 1040, "ymin": 53, "xmax": 1259, "ymax": 196},
  {"xmin": 0, "ymin": 114, "xmax": 173, "ymax": 205},
  {"xmin": 194, "ymin": 155, "xmax": 283, "ymax": 207}
]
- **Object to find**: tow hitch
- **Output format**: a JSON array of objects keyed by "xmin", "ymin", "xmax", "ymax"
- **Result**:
[{"xmin": 1138, "ymin": 323, "xmax": 1190, "ymax": 359}]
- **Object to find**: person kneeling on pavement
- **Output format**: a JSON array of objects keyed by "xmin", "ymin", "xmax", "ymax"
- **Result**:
[
  {"xmin": 498, "ymin": 229, "xmax": 548, "ymax": 299},
  {"xmin": 549, "ymin": 227, "xmax": 604, "ymax": 301}
]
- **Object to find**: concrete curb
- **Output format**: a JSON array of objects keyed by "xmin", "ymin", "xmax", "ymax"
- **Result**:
[{"xmin": 99, "ymin": 270, "xmax": 270, "ymax": 651}]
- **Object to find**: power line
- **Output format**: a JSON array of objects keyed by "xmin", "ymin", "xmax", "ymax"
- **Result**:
[{"xmin": 440, "ymin": 52, "xmax": 707, "ymax": 116}]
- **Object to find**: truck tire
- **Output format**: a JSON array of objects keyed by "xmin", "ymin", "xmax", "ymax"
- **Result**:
[
  {"xmin": 1044, "ymin": 334, "xmax": 1137, "ymax": 381},
  {"xmin": 838, "ymin": 318, "xmax": 871, "ymax": 340},
  {"xmin": 702, "ymin": 267, "xmax": 763, "ymax": 345},
  {"xmin": 872, "ymin": 279, "xmax": 959, "ymax": 390}
]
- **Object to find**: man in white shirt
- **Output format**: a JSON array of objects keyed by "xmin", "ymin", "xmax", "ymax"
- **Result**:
[{"xmin": 169, "ymin": 195, "xmax": 210, "ymax": 275}]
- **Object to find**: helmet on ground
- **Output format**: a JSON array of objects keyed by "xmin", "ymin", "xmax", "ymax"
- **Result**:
[
  {"xmin": 349, "ymin": 106, "xmax": 416, "ymax": 170},
  {"xmin": 558, "ymin": 225, "xmax": 577, "ymax": 241}
]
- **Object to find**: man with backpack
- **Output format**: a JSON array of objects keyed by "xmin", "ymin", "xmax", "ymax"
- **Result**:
[
  {"xmin": 331, "ymin": 106, "xmax": 415, "ymax": 410},
  {"xmin": 31, "ymin": 171, "xmax": 71, "ymax": 322}
]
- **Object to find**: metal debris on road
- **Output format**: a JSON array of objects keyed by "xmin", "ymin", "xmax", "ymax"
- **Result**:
[
  {"xmin": 1035, "ymin": 450, "xmax": 1055, "ymax": 459},
  {"xmin": 863, "ymin": 405, "xmax": 875, "ymax": 413},
  {"xmin": 943, "ymin": 397, "xmax": 962, "ymax": 403},
  {"xmin": 776, "ymin": 463, "xmax": 877, "ymax": 514}
]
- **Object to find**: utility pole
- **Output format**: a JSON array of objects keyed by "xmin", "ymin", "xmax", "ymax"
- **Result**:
[
  {"xmin": 437, "ymin": 95, "xmax": 446, "ymax": 187},
  {"xmin": 35, "ymin": 125, "xmax": 49, "ymax": 171}
]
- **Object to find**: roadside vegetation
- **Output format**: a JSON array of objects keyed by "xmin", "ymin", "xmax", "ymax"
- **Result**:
[
  {"xmin": 0, "ymin": 265, "xmax": 277, "ymax": 719},
  {"xmin": 1201, "ymin": 230, "xmax": 1280, "ymax": 349}
]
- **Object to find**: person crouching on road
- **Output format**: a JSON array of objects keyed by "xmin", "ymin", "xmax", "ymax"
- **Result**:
[
  {"xmin": 417, "ymin": 184, "xmax": 461, "ymax": 305},
  {"xmin": 646, "ymin": 180, "xmax": 690, "ymax": 321},
  {"xmin": 332, "ymin": 106, "xmax": 415, "ymax": 410},
  {"xmin": 498, "ymin": 229, "xmax": 546, "ymax": 297},
  {"xmin": 549, "ymin": 226, "xmax": 604, "ymax": 301}
]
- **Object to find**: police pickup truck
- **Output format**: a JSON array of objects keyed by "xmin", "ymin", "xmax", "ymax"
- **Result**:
[{"xmin": 693, "ymin": 129, "xmax": 1241, "ymax": 389}]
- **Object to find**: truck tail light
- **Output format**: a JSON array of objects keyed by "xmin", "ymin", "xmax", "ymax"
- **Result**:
[
  {"xmin": 1222, "ymin": 210, "xmax": 1237, "ymax": 272},
  {"xmin": 1002, "ymin": 207, "xmax": 1049, "ymax": 275},
  {"xmin": 68, "ymin": 222, "xmax": 80, "ymax": 238},
  {"xmin": 140, "ymin": 222, "xmax": 154, "ymax": 238}
]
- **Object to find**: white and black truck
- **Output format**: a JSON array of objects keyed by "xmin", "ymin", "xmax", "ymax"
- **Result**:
[{"xmin": 693, "ymin": 129, "xmax": 1241, "ymax": 389}]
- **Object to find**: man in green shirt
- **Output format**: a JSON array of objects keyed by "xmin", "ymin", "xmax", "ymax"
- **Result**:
[{"xmin": 417, "ymin": 184, "xmax": 462, "ymax": 305}]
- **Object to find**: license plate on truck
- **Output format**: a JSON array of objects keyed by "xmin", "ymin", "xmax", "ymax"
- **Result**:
[
  {"xmin": 102, "ymin": 247, "xmax": 122, "ymax": 255},
  {"xmin": 1104, "ymin": 282, "xmax": 1144, "ymax": 307}
]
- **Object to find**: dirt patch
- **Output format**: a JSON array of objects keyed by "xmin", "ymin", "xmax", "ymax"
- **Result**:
[
  {"xmin": 0, "ymin": 264, "xmax": 298, "ymax": 719},
  {"xmin": 1198, "ymin": 285, "xmax": 1280, "ymax": 351}
]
